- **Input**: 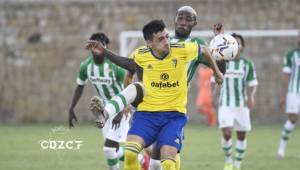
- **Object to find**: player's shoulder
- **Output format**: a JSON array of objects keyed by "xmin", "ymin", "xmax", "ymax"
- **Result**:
[
  {"xmin": 135, "ymin": 45, "xmax": 151, "ymax": 55},
  {"xmin": 191, "ymin": 37, "xmax": 208, "ymax": 46},
  {"xmin": 240, "ymin": 55, "xmax": 254, "ymax": 66},
  {"xmin": 80, "ymin": 55, "xmax": 93, "ymax": 66},
  {"xmin": 285, "ymin": 48, "xmax": 299, "ymax": 57}
]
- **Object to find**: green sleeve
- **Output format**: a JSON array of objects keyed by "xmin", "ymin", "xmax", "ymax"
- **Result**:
[
  {"xmin": 78, "ymin": 61, "xmax": 88, "ymax": 82},
  {"xmin": 246, "ymin": 60, "xmax": 256, "ymax": 81},
  {"xmin": 191, "ymin": 37, "xmax": 210, "ymax": 66},
  {"xmin": 115, "ymin": 66, "xmax": 125, "ymax": 84},
  {"xmin": 283, "ymin": 50, "xmax": 293, "ymax": 68}
]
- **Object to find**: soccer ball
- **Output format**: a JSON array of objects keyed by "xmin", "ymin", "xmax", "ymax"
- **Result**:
[{"xmin": 209, "ymin": 34, "xmax": 239, "ymax": 61}]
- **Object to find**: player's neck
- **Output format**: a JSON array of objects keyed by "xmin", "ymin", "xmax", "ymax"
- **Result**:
[
  {"xmin": 150, "ymin": 49, "xmax": 169, "ymax": 60},
  {"xmin": 93, "ymin": 56, "xmax": 105, "ymax": 64},
  {"xmin": 174, "ymin": 33, "xmax": 190, "ymax": 40}
]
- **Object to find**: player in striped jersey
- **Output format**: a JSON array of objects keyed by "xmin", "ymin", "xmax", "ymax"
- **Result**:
[
  {"xmin": 276, "ymin": 31, "xmax": 300, "ymax": 160},
  {"xmin": 68, "ymin": 33, "xmax": 131, "ymax": 170},
  {"xmin": 213, "ymin": 33, "xmax": 258, "ymax": 170}
]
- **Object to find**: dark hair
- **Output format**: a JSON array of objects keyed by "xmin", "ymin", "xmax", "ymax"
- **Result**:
[
  {"xmin": 142, "ymin": 19, "xmax": 166, "ymax": 40},
  {"xmin": 89, "ymin": 32, "xmax": 110, "ymax": 45},
  {"xmin": 231, "ymin": 33, "xmax": 245, "ymax": 48}
]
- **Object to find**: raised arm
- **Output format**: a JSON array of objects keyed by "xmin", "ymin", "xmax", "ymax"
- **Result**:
[
  {"xmin": 86, "ymin": 40, "xmax": 136, "ymax": 74},
  {"xmin": 202, "ymin": 47, "xmax": 223, "ymax": 85}
]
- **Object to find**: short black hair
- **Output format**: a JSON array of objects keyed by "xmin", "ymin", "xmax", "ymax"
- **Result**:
[
  {"xmin": 89, "ymin": 32, "xmax": 110, "ymax": 45},
  {"xmin": 142, "ymin": 19, "xmax": 166, "ymax": 41},
  {"xmin": 231, "ymin": 33, "xmax": 245, "ymax": 48}
]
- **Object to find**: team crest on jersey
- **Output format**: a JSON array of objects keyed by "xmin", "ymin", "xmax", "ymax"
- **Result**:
[
  {"xmin": 160, "ymin": 73, "xmax": 169, "ymax": 81},
  {"xmin": 147, "ymin": 64, "xmax": 153, "ymax": 69},
  {"xmin": 172, "ymin": 59, "xmax": 178, "ymax": 68}
]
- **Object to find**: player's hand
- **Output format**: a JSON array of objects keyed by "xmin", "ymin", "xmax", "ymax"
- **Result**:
[
  {"xmin": 85, "ymin": 40, "xmax": 105, "ymax": 56},
  {"xmin": 122, "ymin": 106, "xmax": 133, "ymax": 119},
  {"xmin": 68, "ymin": 108, "xmax": 78, "ymax": 128},
  {"xmin": 214, "ymin": 71, "xmax": 223, "ymax": 85},
  {"xmin": 112, "ymin": 111, "xmax": 123, "ymax": 130},
  {"xmin": 213, "ymin": 23, "xmax": 224, "ymax": 36}
]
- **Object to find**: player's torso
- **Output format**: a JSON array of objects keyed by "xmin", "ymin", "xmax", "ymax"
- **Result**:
[
  {"xmin": 288, "ymin": 49, "xmax": 300, "ymax": 93},
  {"xmin": 134, "ymin": 45, "xmax": 193, "ymax": 113},
  {"xmin": 220, "ymin": 57, "xmax": 249, "ymax": 107},
  {"xmin": 86, "ymin": 59, "xmax": 123, "ymax": 101},
  {"xmin": 171, "ymin": 37, "xmax": 208, "ymax": 84}
]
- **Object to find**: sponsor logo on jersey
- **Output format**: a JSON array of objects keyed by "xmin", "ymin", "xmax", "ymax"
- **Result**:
[
  {"xmin": 150, "ymin": 81, "xmax": 179, "ymax": 89},
  {"xmin": 225, "ymin": 70, "xmax": 244, "ymax": 78},
  {"xmin": 90, "ymin": 77, "xmax": 112, "ymax": 85}
]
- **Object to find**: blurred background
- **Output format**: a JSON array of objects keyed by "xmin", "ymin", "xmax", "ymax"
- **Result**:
[{"xmin": 0, "ymin": 0, "xmax": 299, "ymax": 124}]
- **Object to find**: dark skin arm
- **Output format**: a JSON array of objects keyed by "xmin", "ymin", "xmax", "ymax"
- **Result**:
[
  {"xmin": 86, "ymin": 40, "xmax": 136, "ymax": 74},
  {"xmin": 68, "ymin": 85, "xmax": 84, "ymax": 128}
]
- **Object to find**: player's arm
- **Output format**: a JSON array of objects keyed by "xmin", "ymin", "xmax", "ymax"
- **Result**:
[
  {"xmin": 247, "ymin": 85, "xmax": 257, "ymax": 110},
  {"xmin": 202, "ymin": 47, "xmax": 223, "ymax": 85},
  {"xmin": 69, "ymin": 85, "xmax": 84, "ymax": 128},
  {"xmin": 85, "ymin": 40, "xmax": 136, "ymax": 74},
  {"xmin": 280, "ymin": 73, "xmax": 290, "ymax": 107},
  {"xmin": 280, "ymin": 51, "xmax": 292, "ymax": 107}
]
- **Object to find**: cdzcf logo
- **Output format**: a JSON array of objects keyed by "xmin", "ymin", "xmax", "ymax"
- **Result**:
[{"xmin": 160, "ymin": 73, "xmax": 169, "ymax": 81}]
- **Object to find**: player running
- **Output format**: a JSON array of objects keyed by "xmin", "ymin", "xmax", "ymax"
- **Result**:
[
  {"xmin": 86, "ymin": 20, "xmax": 223, "ymax": 170},
  {"xmin": 213, "ymin": 33, "xmax": 258, "ymax": 170},
  {"xmin": 276, "ymin": 30, "xmax": 300, "ymax": 160}
]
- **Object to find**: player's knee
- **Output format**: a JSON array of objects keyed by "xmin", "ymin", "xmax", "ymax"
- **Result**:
[
  {"xmin": 124, "ymin": 141, "xmax": 143, "ymax": 162},
  {"xmin": 124, "ymin": 149, "xmax": 138, "ymax": 163},
  {"xmin": 103, "ymin": 146, "xmax": 116, "ymax": 154},
  {"xmin": 132, "ymin": 82, "xmax": 145, "ymax": 107}
]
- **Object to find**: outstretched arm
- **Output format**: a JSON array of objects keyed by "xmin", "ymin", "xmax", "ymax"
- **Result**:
[
  {"xmin": 202, "ymin": 47, "xmax": 223, "ymax": 85},
  {"xmin": 86, "ymin": 40, "xmax": 136, "ymax": 74}
]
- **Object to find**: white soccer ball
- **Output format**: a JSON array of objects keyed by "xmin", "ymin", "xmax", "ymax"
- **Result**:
[{"xmin": 209, "ymin": 34, "xmax": 239, "ymax": 61}]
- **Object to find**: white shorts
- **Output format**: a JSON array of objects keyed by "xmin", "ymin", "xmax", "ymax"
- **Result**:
[
  {"xmin": 285, "ymin": 93, "xmax": 300, "ymax": 114},
  {"xmin": 218, "ymin": 106, "xmax": 251, "ymax": 131},
  {"xmin": 102, "ymin": 113, "xmax": 131, "ymax": 143}
]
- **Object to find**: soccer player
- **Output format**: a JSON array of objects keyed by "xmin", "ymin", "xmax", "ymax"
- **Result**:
[
  {"xmin": 68, "ymin": 32, "xmax": 131, "ymax": 170},
  {"xmin": 213, "ymin": 33, "xmax": 258, "ymax": 170},
  {"xmin": 146, "ymin": 6, "xmax": 225, "ymax": 169},
  {"xmin": 86, "ymin": 20, "xmax": 223, "ymax": 170},
  {"xmin": 276, "ymin": 30, "xmax": 300, "ymax": 160}
]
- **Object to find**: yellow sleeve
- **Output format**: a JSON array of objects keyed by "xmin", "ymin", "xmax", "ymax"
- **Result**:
[
  {"xmin": 129, "ymin": 51, "xmax": 135, "ymax": 59},
  {"xmin": 185, "ymin": 42, "xmax": 199, "ymax": 61}
]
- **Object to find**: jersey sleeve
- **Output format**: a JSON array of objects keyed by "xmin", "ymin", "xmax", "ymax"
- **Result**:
[
  {"xmin": 246, "ymin": 60, "xmax": 258, "ymax": 87},
  {"xmin": 76, "ymin": 61, "xmax": 89, "ymax": 85},
  {"xmin": 282, "ymin": 50, "xmax": 293, "ymax": 74},
  {"xmin": 129, "ymin": 51, "xmax": 135, "ymax": 60},
  {"xmin": 185, "ymin": 42, "xmax": 200, "ymax": 61}
]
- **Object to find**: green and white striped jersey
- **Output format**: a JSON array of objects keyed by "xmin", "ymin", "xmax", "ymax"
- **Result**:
[
  {"xmin": 171, "ymin": 37, "xmax": 209, "ymax": 84},
  {"xmin": 282, "ymin": 48, "xmax": 300, "ymax": 94},
  {"xmin": 77, "ymin": 55, "xmax": 125, "ymax": 101},
  {"xmin": 219, "ymin": 55, "xmax": 258, "ymax": 107}
]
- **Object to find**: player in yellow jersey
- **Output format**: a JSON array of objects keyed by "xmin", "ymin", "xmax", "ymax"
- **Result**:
[{"xmin": 86, "ymin": 20, "xmax": 223, "ymax": 170}]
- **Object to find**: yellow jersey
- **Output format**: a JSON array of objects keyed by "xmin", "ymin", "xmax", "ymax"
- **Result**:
[{"xmin": 133, "ymin": 42, "xmax": 199, "ymax": 113}]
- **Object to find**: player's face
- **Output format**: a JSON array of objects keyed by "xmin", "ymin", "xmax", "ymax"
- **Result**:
[
  {"xmin": 175, "ymin": 11, "xmax": 196, "ymax": 37},
  {"xmin": 148, "ymin": 29, "xmax": 170, "ymax": 57},
  {"xmin": 92, "ymin": 41, "xmax": 106, "ymax": 63}
]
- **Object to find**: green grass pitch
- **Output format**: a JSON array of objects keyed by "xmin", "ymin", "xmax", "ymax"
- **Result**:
[{"xmin": 0, "ymin": 124, "xmax": 299, "ymax": 170}]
